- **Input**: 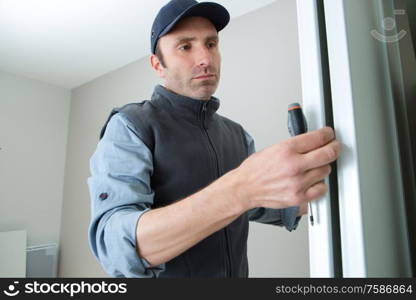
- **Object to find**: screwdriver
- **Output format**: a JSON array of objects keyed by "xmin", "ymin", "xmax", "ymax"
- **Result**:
[{"xmin": 287, "ymin": 102, "xmax": 314, "ymax": 226}]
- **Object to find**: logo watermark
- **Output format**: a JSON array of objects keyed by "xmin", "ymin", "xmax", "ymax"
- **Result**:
[
  {"xmin": 3, "ymin": 281, "xmax": 127, "ymax": 297},
  {"xmin": 3, "ymin": 281, "xmax": 20, "ymax": 297},
  {"xmin": 371, "ymin": 9, "xmax": 407, "ymax": 43}
]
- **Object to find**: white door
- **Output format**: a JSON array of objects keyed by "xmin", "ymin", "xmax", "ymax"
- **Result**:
[{"xmin": 297, "ymin": 0, "xmax": 415, "ymax": 277}]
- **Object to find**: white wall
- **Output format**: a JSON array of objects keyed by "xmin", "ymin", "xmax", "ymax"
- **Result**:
[
  {"xmin": 0, "ymin": 70, "xmax": 70, "ymax": 248},
  {"xmin": 59, "ymin": 0, "xmax": 309, "ymax": 277},
  {"xmin": 218, "ymin": 0, "xmax": 309, "ymax": 277}
]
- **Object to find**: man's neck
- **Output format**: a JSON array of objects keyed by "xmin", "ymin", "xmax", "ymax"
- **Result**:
[{"xmin": 163, "ymin": 85, "xmax": 211, "ymax": 101}]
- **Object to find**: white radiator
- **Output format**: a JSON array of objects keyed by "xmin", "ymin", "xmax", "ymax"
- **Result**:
[{"xmin": 26, "ymin": 243, "xmax": 58, "ymax": 277}]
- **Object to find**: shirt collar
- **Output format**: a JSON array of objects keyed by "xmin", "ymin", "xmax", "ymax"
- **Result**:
[{"xmin": 151, "ymin": 85, "xmax": 220, "ymax": 124}]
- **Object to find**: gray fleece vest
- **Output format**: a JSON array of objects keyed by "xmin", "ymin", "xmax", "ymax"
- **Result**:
[{"xmin": 100, "ymin": 85, "xmax": 250, "ymax": 278}]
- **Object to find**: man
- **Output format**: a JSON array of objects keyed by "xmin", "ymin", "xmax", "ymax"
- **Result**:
[{"xmin": 88, "ymin": 0, "xmax": 341, "ymax": 278}]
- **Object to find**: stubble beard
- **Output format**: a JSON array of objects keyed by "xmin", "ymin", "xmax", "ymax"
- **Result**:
[
  {"xmin": 167, "ymin": 67, "xmax": 220, "ymax": 100},
  {"xmin": 191, "ymin": 77, "xmax": 218, "ymax": 98}
]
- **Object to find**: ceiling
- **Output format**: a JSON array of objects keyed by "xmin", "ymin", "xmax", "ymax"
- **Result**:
[{"xmin": 0, "ymin": 0, "xmax": 276, "ymax": 89}]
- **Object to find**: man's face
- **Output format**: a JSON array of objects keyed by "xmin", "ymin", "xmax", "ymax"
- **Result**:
[{"xmin": 152, "ymin": 16, "xmax": 221, "ymax": 100}]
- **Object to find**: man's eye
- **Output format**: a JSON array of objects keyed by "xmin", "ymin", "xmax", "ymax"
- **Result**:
[
  {"xmin": 207, "ymin": 42, "xmax": 217, "ymax": 48},
  {"xmin": 179, "ymin": 44, "xmax": 190, "ymax": 51}
]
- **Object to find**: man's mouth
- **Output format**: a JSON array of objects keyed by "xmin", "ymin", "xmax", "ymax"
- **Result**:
[{"xmin": 193, "ymin": 74, "xmax": 215, "ymax": 80}]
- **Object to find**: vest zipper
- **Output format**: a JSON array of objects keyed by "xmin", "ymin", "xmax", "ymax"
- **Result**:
[{"xmin": 200, "ymin": 102, "xmax": 233, "ymax": 277}]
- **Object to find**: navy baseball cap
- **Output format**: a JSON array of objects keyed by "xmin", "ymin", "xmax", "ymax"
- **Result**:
[{"xmin": 151, "ymin": 0, "xmax": 230, "ymax": 54}]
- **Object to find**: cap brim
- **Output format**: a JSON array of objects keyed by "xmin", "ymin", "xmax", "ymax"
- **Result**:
[{"xmin": 159, "ymin": 2, "xmax": 230, "ymax": 38}]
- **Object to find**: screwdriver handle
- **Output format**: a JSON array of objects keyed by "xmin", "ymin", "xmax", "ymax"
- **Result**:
[
  {"xmin": 287, "ymin": 103, "xmax": 314, "ymax": 226},
  {"xmin": 288, "ymin": 103, "xmax": 308, "ymax": 136}
]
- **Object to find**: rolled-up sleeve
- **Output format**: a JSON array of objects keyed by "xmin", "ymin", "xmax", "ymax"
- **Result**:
[
  {"xmin": 243, "ymin": 129, "xmax": 301, "ymax": 232},
  {"xmin": 87, "ymin": 113, "xmax": 165, "ymax": 277}
]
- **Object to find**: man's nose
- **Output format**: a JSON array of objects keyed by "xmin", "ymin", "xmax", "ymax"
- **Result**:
[{"xmin": 196, "ymin": 46, "xmax": 212, "ymax": 67}]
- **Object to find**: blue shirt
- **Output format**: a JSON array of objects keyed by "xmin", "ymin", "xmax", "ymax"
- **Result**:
[{"xmin": 88, "ymin": 112, "xmax": 301, "ymax": 277}]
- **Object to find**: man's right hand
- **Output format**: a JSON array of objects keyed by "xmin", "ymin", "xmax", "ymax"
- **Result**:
[{"xmin": 233, "ymin": 127, "xmax": 341, "ymax": 212}]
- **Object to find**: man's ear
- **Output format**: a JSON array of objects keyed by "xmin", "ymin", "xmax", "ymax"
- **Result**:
[{"xmin": 150, "ymin": 54, "xmax": 166, "ymax": 78}]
